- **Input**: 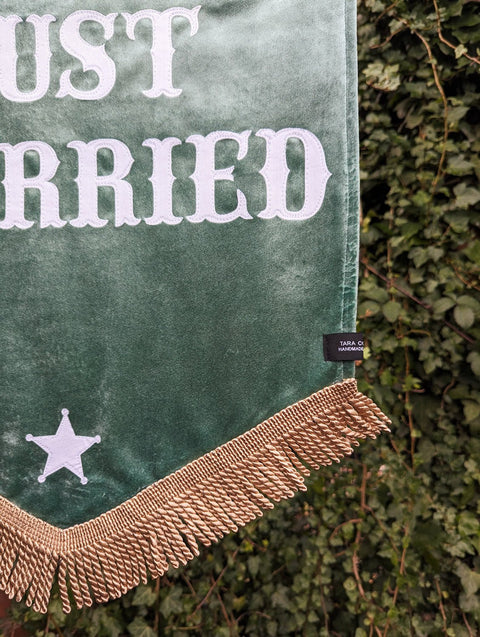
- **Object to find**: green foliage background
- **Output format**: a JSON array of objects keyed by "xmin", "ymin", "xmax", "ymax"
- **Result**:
[{"xmin": 2, "ymin": 1, "xmax": 479, "ymax": 635}]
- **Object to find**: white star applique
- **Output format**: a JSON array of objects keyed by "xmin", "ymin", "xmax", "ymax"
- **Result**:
[{"xmin": 26, "ymin": 409, "xmax": 101, "ymax": 485}]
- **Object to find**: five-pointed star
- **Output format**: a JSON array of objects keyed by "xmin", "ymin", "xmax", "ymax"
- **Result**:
[{"xmin": 26, "ymin": 408, "xmax": 101, "ymax": 484}]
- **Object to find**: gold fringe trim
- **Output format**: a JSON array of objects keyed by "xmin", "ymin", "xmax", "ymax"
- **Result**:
[{"xmin": 0, "ymin": 379, "xmax": 390, "ymax": 613}]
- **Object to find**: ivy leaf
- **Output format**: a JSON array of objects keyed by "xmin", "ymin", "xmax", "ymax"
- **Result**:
[
  {"xmin": 467, "ymin": 352, "xmax": 480, "ymax": 377},
  {"xmin": 448, "ymin": 105, "xmax": 469, "ymax": 124},
  {"xmin": 444, "ymin": 212, "xmax": 470, "ymax": 233},
  {"xmin": 459, "ymin": 591, "xmax": 480, "ymax": 613},
  {"xmin": 465, "ymin": 241, "xmax": 480, "ymax": 265},
  {"xmin": 463, "ymin": 400, "xmax": 480, "ymax": 424},
  {"xmin": 447, "ymin": 155, "xmax": 474, "ymax": 176},
  {"xmin": 454, "ymin": 183, "xmax": 480, "ymax": 209},
  {"xmin": 456, "ymin": 563, "xmax": 480, "ymax": 597},
  {"xmin": 160, "ymin": 588, "xmax": 184, "ymax": 616},
  {"xmin": 248, "ymin": 555, "xmax": 261, "ymax": 577},
  {"xmin": 432, "ymin": 297, "xmax": 456, "ymax": 314},
  {"xmin": 127, "ymin": 618, "xmax": 156, "ymax": 637},
  {"xmin": 132, "ymin": 585, "xmax": 157, "ymax": 607},
  {"xmin": 363, "ymin": 62, "xmax": 401, "ymax": 91},
  {"xmin": 458, "ymin": 512, "xmax": 480, "ymax": 537},
  {"xmin": 453, "ymin": 305, "xmax": 475, "ymax": 329},
  {"xmin": 383, "ymin": 300, "xmax": 402, "ymax": 323}
]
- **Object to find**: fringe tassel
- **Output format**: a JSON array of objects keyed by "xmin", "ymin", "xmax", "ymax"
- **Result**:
[{"xmin": 0, "ymin": 379, "xmax": 390, "ymax": 614}]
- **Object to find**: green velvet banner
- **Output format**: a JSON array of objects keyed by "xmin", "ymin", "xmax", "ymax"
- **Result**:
[
  {"xmin": 0, "ymin": 0, "xmax": 394, "ymax": 612},
  {"xmin": 0, "ymin": 0, "xmax": 391, "ymax": 614}
]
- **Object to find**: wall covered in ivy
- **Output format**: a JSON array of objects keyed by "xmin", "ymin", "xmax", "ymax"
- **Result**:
[{"xmin": 2, "ymin": 0, "xmax": 479, "ymax": 635}]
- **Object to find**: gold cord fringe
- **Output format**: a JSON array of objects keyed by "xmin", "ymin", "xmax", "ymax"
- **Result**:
[{"xmin": 0, "ymin": 379, "xmax": 390, "ymax": 613}]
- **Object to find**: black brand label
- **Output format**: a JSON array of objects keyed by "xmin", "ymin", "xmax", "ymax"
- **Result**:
[{"xmin": 323, "ymin": 333, "xmax": 364, "ymax": 361}]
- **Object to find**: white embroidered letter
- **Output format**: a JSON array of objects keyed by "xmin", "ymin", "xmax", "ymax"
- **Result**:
[
  {"xmin": 186, "ymin": 130, "xmax": 252, "ymax": 224},
  {"xmin": 256, "ymin": 128, "xmax": 331, "ymax": 221},
  {"xmin": 0, "ymin": 15, "xmax": 55, "ymax": 103},
  {"xmin": 57, "ymin": 11, "xmax": 117, "ymax": 101},
  {"xmin": 143, "ymin": 138, "xmax": 182, "ymax": 225},
  {"xmin": 123, "ymin": 7, "xmax": 200, "ymax": 98},
  {"xmin": 68, "ymin": 139, "xmax": 139, "ymax": 228},
  {"xmin": 0, "ymin": 141, "xmax": 62, "ymax": 229}
]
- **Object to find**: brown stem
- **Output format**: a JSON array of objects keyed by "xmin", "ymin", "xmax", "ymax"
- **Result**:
[
  {"xmin": 352, "ymin": 549, "xmax": 366, "ymax": 600},
  {"xmin": 153, "ymin": 577, "xmax": 161, "ymax": 633},
  {"xmin": 188, "ymin": 549, "xmax": 239, "ymax": 619},
  {"xmin": 447, "ymin": 259, "xmax": 480, "ymax": 292},
  {"xmin": 462, "ymin": 611, "xmax": 475, "ymax": 637},
  {"xmin": 360, "ymin": 463, "xmax": 399, "ymax": 556},
  {"xmin": 434, "ymin": 578, "xmax": 448, "ymax": 635},
  {"xmin": 329, "ymin": 518, "xmax": 362, "ymax": 540},
  {"xmin": 432, "ymin": 0, "xmax": 480, "ymax": 65},
  {"xmin": 404, "ymin": 347, "xmax": 416, "ymax": 471},
  {"xmin": 215, "ymin": 588, "xmax": 235, "ymax": 634},
  {"xmin": 382, "ymin": 525, "xmax": 409, "ymax": 637},
  {"xmin": 182, "ymin": 575, "xmax": 198, "ymax": 600},
  {"xmin": 370, "ymin": 27, "xmax": 405, "ymax": 50},
  {"xmin": 395, "ymin": 16, "xmax": 449, "ymax": 193},
  {"xmin": 374, "ymin": 0, "xmax": 401, "ymax": 23}
]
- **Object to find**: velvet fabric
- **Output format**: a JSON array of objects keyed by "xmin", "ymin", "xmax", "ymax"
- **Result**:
[{"xmin": 0, "ymin": 0, "xmax": 359, "ymax": 527}]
